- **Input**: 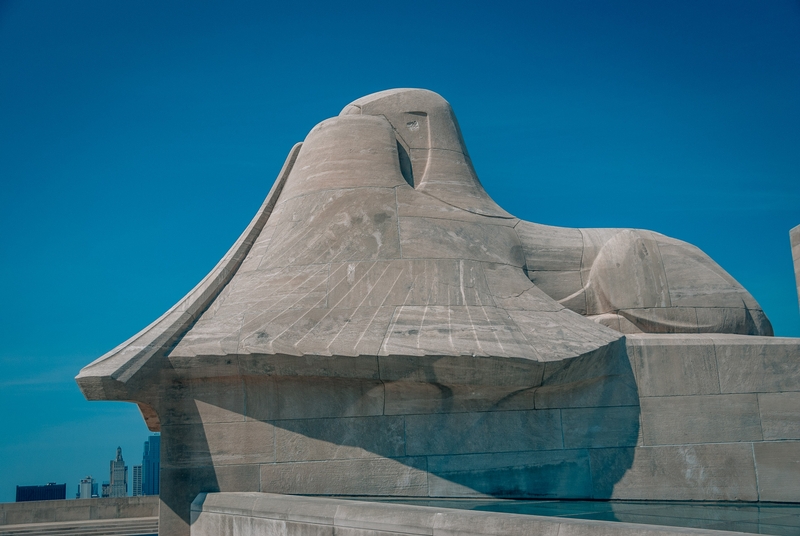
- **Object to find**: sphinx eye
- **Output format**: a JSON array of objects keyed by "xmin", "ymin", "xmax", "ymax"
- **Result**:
[{"xmin": 406, "ymin": 120, "xmax": 419, "ymax": 131}]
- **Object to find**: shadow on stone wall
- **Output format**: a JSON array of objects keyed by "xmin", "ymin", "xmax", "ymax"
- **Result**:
[{"xmin": 170, "ymin": 337, "xmax": 640, "ymax": 508}]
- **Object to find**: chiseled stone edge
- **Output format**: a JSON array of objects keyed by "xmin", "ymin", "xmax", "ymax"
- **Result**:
[
  {"xmin": 190, "ymin": 492, "xmax": 751, "ymax": 536},
  {"xmin": 75, "ymin": 142, "xmax": 303, "ymax": 400}
]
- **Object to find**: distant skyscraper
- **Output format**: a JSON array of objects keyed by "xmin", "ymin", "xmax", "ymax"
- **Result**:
[
  {"xmin": 16, "ymin": 483, "xmax": 66, "ymax": 502},
  {"xmin": 101, "ymin": 482, "xmax": 110, "ymax": 498},
  {"xmin": 142, "ymin": 434, "xmax": 160, "ymax": 496},
  {"xmin": 109, "ymin": 446, "xmax": 128, "ymax": 497},
  {"xmin": 78, "ymin": 476, "xmax": 95, "ymax": 499},
  {"xmin": 132, "ymin": 465, "xmax": 142, "ymax": 496}
]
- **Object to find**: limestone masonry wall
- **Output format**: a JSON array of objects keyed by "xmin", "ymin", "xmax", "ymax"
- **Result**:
[{"xmin": 0, "ymin": 496, "xmax": 158, "ymax": 525}]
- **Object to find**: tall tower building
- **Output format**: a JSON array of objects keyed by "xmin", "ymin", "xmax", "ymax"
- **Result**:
[
  {"xmin": 142, "ymin": 434, "xmax": 160, "ymax": 496},
  {"xmin": 78, "ymin": 476, "xmax": 95, "ymax": 499},
  {"xmin": 109, "ymin": 446, "xmax": 128, "ymax": 497},
  {"xmin": 132, "ymin": 465, "xmax": 142, "ymax": 496}
]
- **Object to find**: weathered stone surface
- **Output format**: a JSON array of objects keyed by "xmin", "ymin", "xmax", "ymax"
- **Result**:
[
  {"xmin": 713, "ymin": 335, "xmax": 800, "ymax": 393},
  {"xmin": 758, "ymin": 392, "xmax": 800, "ymax": 440},
  {"xmin": 640, "ymin": 394, "xmax": 762, "ymax": 445},
  {"xmin": 753, "ymin": 441, "xmax": 800, "ymax": 502},
  {"xmin": 259, "ymin": 457, "xmax": 429, "ymax": 496},
  {"xmin": 383, "ymin": 381, "xmax": 535, "ymax": 415},
  {"xmin": 243, "ymin": 376, "xmax": 384, "ymax": 421},
  {"xmin": 0, "ymin": 497, "xmax": 158, "ymax": 526},
  {"xmin": 75, "ymin": 89, "xmax": 799, "ymax": 536},
  {"xmin": 628, "ymin": 335, "xmax": 720, "ymax": 396},
  {"xmin": 192, "ymin": 493, "xmax": 752, "ymax": 536},
  {"xmin": 428, "ymin": 449, "xmax": 594, "ymax": 498},
  {"xmin": 273, "ymin": 416, "xmax": 405, "ymax": 462},
  {"xmin": 405, "ymin": 409, "xmax": 563, "ymax": 456},
  {"xmin": 562, "ymin": 406, "xmax": 640, "ymax": 448},
  {"xmin": 591, "ymin": 444, "xmax": 758, "ymax": 501}
]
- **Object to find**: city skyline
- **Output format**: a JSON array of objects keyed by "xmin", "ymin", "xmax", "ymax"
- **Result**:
[{"xmin": 1, "ymin": 0, "xmax": 798, "ymax": 503}]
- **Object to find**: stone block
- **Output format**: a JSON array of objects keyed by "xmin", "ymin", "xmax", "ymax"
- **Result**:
[
  {"xmin": 534, "ymin": 373, "xmax": 639, "ymax": 409},
  {"xmin": 713, "ymin": 335, "xmax": 800, "ymax": 393},
  {"xmin": 405, "ymin": 409, "xmax": 563, "ymax": 456},
  {"xmin": 592, "ymin": 444, "xmax": 758, "ymax": 500},
  {"xmin": 629, "ymin": 335, "xmax": 720, "ymax": 397},
  {"xmin": 562, "ymin": 406, "xmax": 640, "ymax": 448},
  {"xmin": 381, "ymin": 305, "xmax": 540, "ymax": 360},
  {"xmin": 334, "ymin": 502, "xmax": 438, "ymax": 535},
  {"xmin": 279, "ymin": 115, "xmax": 408, "ymax": 200},
  {"xmin": 244, "ymin": 376, "xmax": 384, "ymax": 421},
  {"xmin": 383, "ymin": 381, "xmax": 535, "ymax": 415},
  {"xmin": 515, "ymin": 221, "xmax": 583, "ymax": 272},
  {"xmin": 158, "ymin": 376, "xmax": 246, "ymax": 426},
  {"xmin": 754, "ymin": 441, "xmax": 800, "ymax": 502},
  {"xmin": 396, "ymin": 186, "xmax": 517, "ymax": 226},
  {"xmin": 259, "ymin": 457, "xmax": 429, "ymax": 496},
  {"xmin": 759, "ymin": 392, "xmax": 800, "ymax": 440},
  {"xmin": 273, "ymin": 415, "xmax": 405, "ymax": 462},
  {"xmin": 161, "ymin": 420, "xmax": 276, "ymax": 468},
  {"xmin": 618, "ymin": 307, "xmax": 699, "ymax": 334},
  {"xmin": 640, "ymin": 394, "xmax": 761, "ymax": 445},
  {"xmin": 658, "ymin": 241, "xmax": 750, "ymax": 308},
  {"xmin": 427, "ymin": 449, "xmax": 593, "ymax": 498},
  {"xmin": 398, "ymin": 216, "xmax": 524, "ymax": 267},
  {"xmin": 215, "ymin": 464, "xmax": 262, "ymax": 492},
  {"xmin": 434, "ymin": 510, "xmax": 562, "ymax": 536},
  {"xmin": 378, "ymin": 354, "xmax": 544, "ymax": 387},
  {"xmin": 527, "ymin": 269, "xmax": 583, "ymax": 302}
]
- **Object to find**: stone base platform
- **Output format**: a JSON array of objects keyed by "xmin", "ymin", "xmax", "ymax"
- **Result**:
[{"xmin": 190, "ymin": 493, "xmax": 772, "ymax": 536}]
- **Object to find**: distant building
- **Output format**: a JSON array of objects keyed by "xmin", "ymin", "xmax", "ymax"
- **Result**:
[
  {"xmin": 132, "ymin": 465, "xmax": 142, "ymax": 496},
  {"xmin": 142, "ymin": 434, "xmax": 160, "ymax": 496},
  {"xmin": 16, "ymin": 483, "xmax": 66, "ymax": 502},
  {"xmin": 101, "ymin": 482, "xmax": 110, "ymax": 498},
  {"xmin": 109, "ymin": 446, "xmax": 128, "ymax": 497},
  {"xmin": 77, "ymin": 476, "xmax": 97, "ymax": 499}
]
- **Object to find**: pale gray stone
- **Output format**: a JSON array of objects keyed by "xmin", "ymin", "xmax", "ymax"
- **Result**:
[
  {"xmin": 273, "ymin": 415, "xmax": 405, "ymax": 462},
  {"xmin": 759, "ymin": 392, "xmax": 800, "ymax": 440},
  {"xmin": 243, "ymin": 376, "xmax": 384, "ymax": 421},
  {"xmin": 591, "ymin": 444, "xmax": 758, "ymax": 501},
  {"xmin": 640, "ymin": 394, "xmax": 762, "ymax": 445},
  {"xmin": 713, "ymin": 335, "xmax": 800, "ymax": 393},
  {"xmin": 259, "ymin": 457, "xmax": 429, "ymax": 496},
  {"xmin": 426, "ymin": 449, "xmax": 593, "ymax": 498},
  {"xmin": 74, "ymin": 89, "xmax": 799, "ymax": 536},
  {"xmin": 405, "ymin": 409, "xmax": 562, "ymax": 456},
  {"xmin": 562, "ymin": 406, "xmax": 640, "ymax": 448},
  {"xmin": 753, "ymin": 441, "xmax": 800, "ymax": 502},
  {"xmin": 383, "ymin": 381, "xmax": 535, "ymax": 415},
  {"xmin": 629, "ymin": 335, "xmax": 720, "ymax": 397}
]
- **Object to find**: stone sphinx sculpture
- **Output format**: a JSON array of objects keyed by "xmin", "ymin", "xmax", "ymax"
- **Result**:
[{"xmin": 77, "ymin": 89, "xmax": 797, "ymax": 536}]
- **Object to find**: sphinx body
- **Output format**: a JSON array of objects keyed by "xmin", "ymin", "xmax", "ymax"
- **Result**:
[{"xmin": 77, "ymin": 89, "xmax": 784, "ymax": 536}]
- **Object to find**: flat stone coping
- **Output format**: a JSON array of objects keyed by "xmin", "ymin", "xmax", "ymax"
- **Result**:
[
  {"xmin": 0, "ymin": 516, "xmax": 158, "ymax": 535},
  {"xmin": 347, "ymin": 498, "xmax": 800, "ymax": 535},
  {"xmin": 191, "ymin": 493, "xmax": 796, "ymax": 536}
]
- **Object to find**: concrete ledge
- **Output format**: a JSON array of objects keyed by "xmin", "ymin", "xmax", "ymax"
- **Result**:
[
  {"xmin": 190, "ymin": 493, "xmax": 752, "ymax": 536},
  {"xmin": 0, "ymin": 496, "xmax": 158, "ymax": 526}
]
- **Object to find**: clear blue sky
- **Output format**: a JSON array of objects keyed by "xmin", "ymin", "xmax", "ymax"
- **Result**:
[{"xmin": 1, "ymin": 0, "xmax": 799, "ymax": 502}]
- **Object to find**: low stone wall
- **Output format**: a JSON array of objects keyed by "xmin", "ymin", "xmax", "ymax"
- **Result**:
[
  {"xmin": 622, "ymin": 334, "xmax": 800, "ymax": 501},
  {"xmin": 0, "ymin": 495, "xmax": 158, "ymax": 525},
  {"xmin": 189, "ymin": 493, "xmax": 748, "ymax": 536},
  {"xmin": 146, "ymin": 332, "xmax": 800, "ymax": 535}
]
